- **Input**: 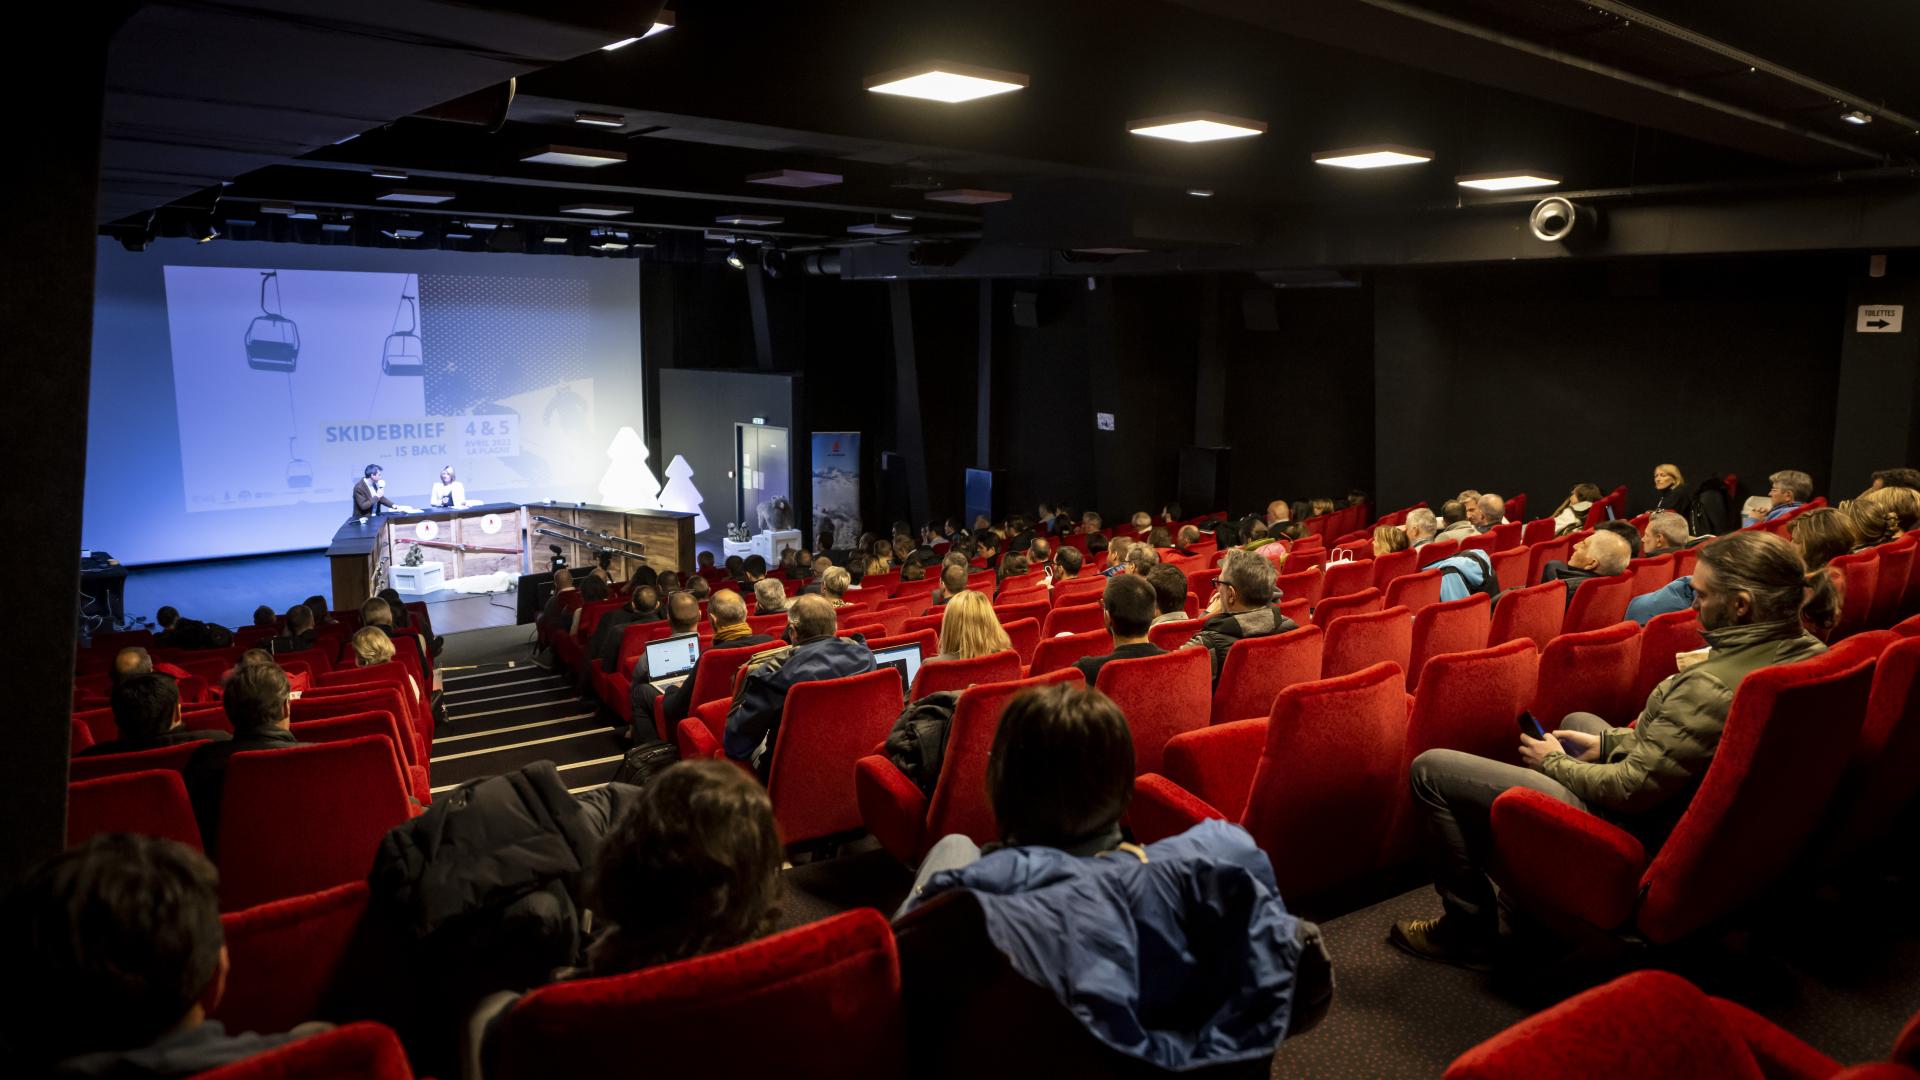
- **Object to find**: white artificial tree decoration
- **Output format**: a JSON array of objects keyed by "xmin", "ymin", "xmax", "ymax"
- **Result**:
[
  {"xmin": 597, "ymin": 425, "xmax": 662, "ymax": 509},
  {"xmin": 657, "ymin": 453, "xmax": 710, "ymax": 532}
]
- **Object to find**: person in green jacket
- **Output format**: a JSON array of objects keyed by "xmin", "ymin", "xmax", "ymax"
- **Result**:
[{"xmin": 1391, "ymin": 530, "xmax": 1836, "ymax": 969}]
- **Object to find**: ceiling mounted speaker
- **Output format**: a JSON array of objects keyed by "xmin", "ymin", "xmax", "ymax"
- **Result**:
[{"xmin": 1528, "ymin": 196, "xmax": 1601, "ymax": 244}]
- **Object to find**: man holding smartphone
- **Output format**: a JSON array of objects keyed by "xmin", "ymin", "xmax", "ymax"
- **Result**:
[{"xmin": 1390, "ymin": 531, "xmax": 1831, "ymax": 970}]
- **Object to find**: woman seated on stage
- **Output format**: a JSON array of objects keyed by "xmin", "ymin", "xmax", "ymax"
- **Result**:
[{"xmin": 431, "ymin": 465, "xmax": 467, "ymax": 508}]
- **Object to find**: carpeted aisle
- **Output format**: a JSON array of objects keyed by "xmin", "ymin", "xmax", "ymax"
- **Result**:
[{"xmin": 430, "ymin": 661, "xmax": 629, "ymax": 795}]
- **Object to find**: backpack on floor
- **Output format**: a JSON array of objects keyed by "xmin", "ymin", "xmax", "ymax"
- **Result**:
[{"xmin": 610, "ymin": 740, "xmax": 679, "ymax": 786}]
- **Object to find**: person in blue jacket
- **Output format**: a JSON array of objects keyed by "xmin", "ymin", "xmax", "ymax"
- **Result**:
[
  {"xmin": 896, "ymin": 683, "xmax": 1320, "ymax": 1071},
  {"xmin": 724, "ymin": 593, "xmax": 875, "ymax": 774}
]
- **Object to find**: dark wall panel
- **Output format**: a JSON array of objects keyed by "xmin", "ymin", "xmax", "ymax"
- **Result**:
[{"xmin": 994, "ymin": 280, "xmax": 1097, "ymax": 522}]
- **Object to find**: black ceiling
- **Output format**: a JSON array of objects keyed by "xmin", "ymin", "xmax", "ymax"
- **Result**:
[{"xmin": 101, "ymin": 0, "xmax": 1920, "ymax": 266}]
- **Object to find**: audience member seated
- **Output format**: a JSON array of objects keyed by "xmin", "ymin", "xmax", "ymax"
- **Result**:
[
  {"xmin": 1403, "ymin": 508, "xmax": 1439, "ymax": 548},
  {"xmin": 153, "ymin": 606, "xmax": 228, "ymax": 651},
  {"xmin": 303, "ymin": 595, "xmax": 337, "ymax": 626},
  {"xmin": 996, "ymin": 553, "xmax": 1033, "ymax": 588},
  {"xmin": 724, "ymin": 595, "xmax": 875, "ymax": 775},
  {"xmin": 1373, "ymin": 525, "xmax": 1409, "ymax": 555},
  {"xmin": 351, "ymin": 626, "xmax": 422, "ymax": 704},
  {"xmin": 658, "ymin": 589, "xmax": 776, "ymax": 731},
  {"xmin": 1539, "ymin": 530, "xmax": 1632, "ymax": 604},
  {"xmin": 580, "ymin": 570, "xmax": 613, "ymax": 605},
  {"xmin": 752, "ymin": 577, "xmax": 789, "ymax": 616},
  {"xmin": 1469, "ymin": 493, "xmax": 1506, "ymax": 532},
  {"xmin": 267, "ymin": 604, "xmax": 318, "ymax": 654},
  {"xmin": 1184, "ymin": 549, "xmax": 1298, "ymax": 684},
  {"xmin": 926, "ymin": 563, "xmax": 971, "ymax": 613},
  {"xmin": 1146, "ymin": 525, "xmax": 1173, "ymax": 550},
  {"xmin": 900, "ymin": 558, "xmax": 927, "ymax": 584},
  {"xmin": 796, "ymin": 556, "xmax": 832, "ymax": 596},
  {"xmin": 1595, "ymin": 518, "xmax": 1642, "ymax": 558},
  {"xmin": 1145, "ymin": 563, "xmax": 1189, "ymax": 627},
  {"xmin": 894, "ymin": 683, "xmax": 1317, "ymax": 1070},
  {"xmin": 1129, "ymin": 511, "xmax": 1153, "ymax": 533},
  {"xmin": 1843, "ymin": 484, "xmax": 1920, "ymax": 547},
  {"xmin": 1434, "ymin": 500, "xmax": 1476, "ymax": 543},
  {"xmin": 1744, "ymin": 468, "xmax": 1813, "ymax": 526},
  {"xmin": 817, "ymin": 524, "xmax": 852, "ymax": 568},
  {"xmin": 1391, "ymin": 531, "xmax": 1831, "ymax": 968},
  {"xmin": 1, "ymin": 835, "xmax": 329, "ymax": 1076},
  {"xmin": 1646, "ymin": 462, "xmax": 1692, "ymax": 519},
  {"xmin": 80, "ymin": 673, "xmax": 229, "ymax": 758},
  {"xmin": 1428, "ymin": 543, "xmax": 1497, "ymax": 602},
  {"xmin": 685, "ymin": 575, "xmax": 711, "ymax": 603},
  {"xmin": 249, "ymin": 605, "xmax": 276, "ymax": 630},
  {"xmin": 627, "ymin": 592, "xmax": 704, "ymax": 730},
  {"xmin": 933, "ymin": 591, "xmax": 1012, "ymax": 662},
  {"xmin": 1867, "ymin": 467, "xmax": 1920, "ymax": 493},
  {"xmin": 1171, "ymin": 525, "xmax": 1203, "ymax": 557},
  {"xmin": 813, "ymin": 566, "xmax": 849, "ymax": 606},
  {"xmin": 361, "ymin": 597, "xmax": 430, "ymax": 669},
  {"xmin": 536, "ymin": 570, "xmax": 578, "ymax": 638},
  {"xmin": 183, "ymin": 662, "xmax": 299, "ymax": 847},
  {"xmin": 1642, "ymin": 510, "xmax": 1697, "ymax": 556},
  {"xmin": 1126, "ymin": 543, "xmax": 1159, "ymax": 575},
  {"xmin": 656, "ymin": 570, "xmax": 682, "ymax": 597},
  {"xmin": 110, "ymin": 646, "xmax": 192, "ymax": 691},
  {"xmin": 1550, "ymin": 482, "xmax": 1602, "ymax": 534},
  {"xmin": 1074, "ymin": 575, "xmax": 1164, "ymax": 684},
  {"xmin": 1104, "ymin": 536, "xmax": 1134, "ymax": 574},
  {"xmin": 590, "ymin": 587, "xmax": 662, "ymax": 673}
]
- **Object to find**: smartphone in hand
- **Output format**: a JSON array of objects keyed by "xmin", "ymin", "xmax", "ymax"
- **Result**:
[{"xmin": 1517, "ymin": 711, "xmax": 1549, "ymax": 741}]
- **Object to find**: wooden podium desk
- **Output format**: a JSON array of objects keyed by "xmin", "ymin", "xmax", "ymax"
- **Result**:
[{"xmin": 326, "ymin": 502, "xmax": 695, "ymax": 614}]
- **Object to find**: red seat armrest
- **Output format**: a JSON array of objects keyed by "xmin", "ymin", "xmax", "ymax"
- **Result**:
[
  {"xmin": 676, "ymin": 716, "xmax": 723, "ymax": 760},
  {"xmin": 1128, "ymin": 773, "xmax": 1226, "ymax": 844},
  {"xmin": 1489, "ymin": 788, "xmax": 1646, "ymax": 931},
  {"xmin": 1708, "ymin": 998, "xmax": 1844, "ymax": 1080},
  {"xmin": 853, "ymin": 755, "xmax": 928, "ymax": 863}
]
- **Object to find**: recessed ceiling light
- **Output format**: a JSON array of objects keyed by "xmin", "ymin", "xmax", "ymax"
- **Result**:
[
  {"xmin": 377, "ymin": 189, "xmax": 455, "ymax": 205},
  {"xmin": 1313, "ymin": 144, "xmax": 1434, "ymax": 169},
  {"xmin": 889, "ymin": 212, "xmax": 915, "ymax": 220},
  {"xmin": 371, "ymin": 171, "xmax": 408, "ymax": 180},
  {"xmin": 445, "ymin": 232, "xmax": 473, "ymax": 240},
  {"xmin": 561, "ymin": 203, "xmax": 633, "ymax": 217},
  {"xmin": 573, "ymin": 111, "xmax": 626, "ymax": 128},
  {"xmin": 288, "ymin": 211, "xmax": 318, "ymax": 221},
  {"xmin": 1455, "ymin": 171, "xmax": 1562, "ymax": 192},
  {"xmin": 259, "ymin": 202, "xmax": 296, "ymax": 215},
  {"xmin": 601, "ymin": 12, "xmax": 673, "ymax": 50},
  {"xmin": 382, "ymin": 228, "xmax": 425, "ymax": 240},
  {"xmin": 542, "ymin": 236, "xmax": 569, "ymax": 245},
  {"xmin": 747, "ymin": 169, "xmax": 843, "ymax": 188},
  {"xmin": 463, "ymin": 220, "xmax": 500, "ymax": 231},
  {"xmin": 1841, "ymin": 109, "xmax": 1873, "ymax": 125},
  {"xmin": 924, "ymin": 188, "xmax": 1012, "ymax": 205},
  {"xmin": 520, "ymin": 145, "xmax": 627, "ymax": 167},
  {"xmin": 849, "ymin": 222, "xmax": 910, "ymax": 236},
  {"xmin": 716, "ymin": 213, "xmax": 783, "ymax": 227},
  {"xmin": 592, "ymin": 242, "xmax": 630, "ymax": 251},
  {"xmin": 1127, "ymin": 112, "xmax": 1266, "ymax": 142},
  {"xmin": 1186, "ymin": 188, "xmax": 1214, "ymax": 198},
  {"xmin": 866, "ymin": 61, "xmax": 1028, "ymax": 103},
  {"xmin": 320, "ymin": 222, "xmax": 352, "ymax": 232}
]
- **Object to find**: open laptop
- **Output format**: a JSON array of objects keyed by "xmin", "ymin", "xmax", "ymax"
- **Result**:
[
  {"xmin": 871, "ymin": 642, "xmax": 923, "ymax": 693},
  {"xmin": 645, "ymin": 633, "xmax": 702, "ymax": 690}
]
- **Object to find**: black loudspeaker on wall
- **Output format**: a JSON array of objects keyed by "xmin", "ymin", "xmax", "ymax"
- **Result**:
[
  {"xmin": 1011, "ymin": 290, "xmax": 1040, "ymax": 328},
  {"xmin": 1180, "ymin": 446, "xmax": 1232, "ymax": 515}
]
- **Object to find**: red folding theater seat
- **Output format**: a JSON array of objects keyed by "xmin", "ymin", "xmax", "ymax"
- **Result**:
[
  {"xmin": 1407, "ymin": 593, "xmax": 1492, "ymax": 692},
  {"xmin": 765, "ymin": 668, "xmax": 905, "ymax": 847},
  {"xmin": 1146, "ymin": 617, "xmax": 1205, "ymax": 652},
  {"xmin": 1094, "ymin": 648, "xmax": 1212, "ymax": 775},
  {"xmin": 196, "ymin": 1023, "xmax": 415, "ymax": 1080},
  {"xmin": 911, "ymin": 650, "xmax": 1022, "ymax": 698},
  {"xmin": 68, "ymin": 770, "xmax": 203, "ymax": 851},
  {"xmin": 215, "ymin": 881, "xmax": 371, "ymax": 1037},
  {"xmin": 1311, "ymin": 587, "xmax": 1382, "ymax": 629},
  {"xmin": 1211, "ymin": 627, "xmax": 1324, "ymax": 725},
  {"xmin": 487, "ymin": 909, "xmax": 904, "ymax": 1080},
  {"xmin": 1039, "ymin": 601, "xmax": 1106, "ymax": 638},
  {"xmin": 1319, "ymin": 558, "xmax": 1374, "ymax": 602},
  {"xmin": 1813, "ymin": 633, "xmax": 1920, "ymax": 872},
  {"xmin": 1563, "ymin": 573, "xmax": 1634, "ymax": 634},
  {"xmin": 1529, "ymin": 621, "xmax": 1643, "ymax": 728},
  {"xmin": 1632, "ymin": 608, "xmax": 1707, "ymax": 706},
  {"xmin": 1320, "ymin": 606, "xmax": 1410, "ymax": 680},
  {"xmin": 1026, "ymin": 629, "xmax": 1111, "ymax": 676},
  {"xmin": 1487, "ymin": 581, "xmax": 1564, "ymax": 652},
  {"xmin": 1383, "ymin": 569, "xmax": 1443, "ymax": 615}
]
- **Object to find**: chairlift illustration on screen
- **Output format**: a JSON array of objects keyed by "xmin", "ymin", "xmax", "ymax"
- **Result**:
[
  {"xmin": 382, "ymin": 276, "xmax": 425, "ymax": 377},
  {"xmin": 243, "ymin": 270, "xmax": 300, "ymax": 372},
  {"xmin": 285, "ymin": 437, "xmax": 312, "ymax": 489}
]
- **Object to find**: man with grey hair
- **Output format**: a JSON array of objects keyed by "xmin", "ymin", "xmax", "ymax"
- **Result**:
[
  {"xmin": 753, "ymin": 576, "xmax": 789, "ymax": 616},
  {"xmin": 1182, "ymin": 549, "xmax": 1298, "ymax": 684},
  {"xmin": 656, "ymin": 588, "xmax": 777, "ymax": 733},
  {"xmin": 1540, "ymin": 530, "xmax": 1633, "ymax": 606},
  {"xmin": 1404, "ymin": 508, "xmax": 1439, "ymax": 547},
  {"xmin": 1759, "ymin": 469, "xmax": 1814, "ymax": 523},
  {"xmin": 726, "ymin": 593, "xmax": 876, "ymax": 775},
  {"xmin": 1472, "ymin": 494, "xmax": 1507, "ymax": 532},
  {"xmin": 1642, "ymin": 511, "xmax": 1693, "ymax": 555},
  {"xmin": 820, "ymin": 566, "xmax": 853, "ymax": 605}
]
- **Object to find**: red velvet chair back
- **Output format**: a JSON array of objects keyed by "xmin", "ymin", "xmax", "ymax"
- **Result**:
[
  {"xmin": 1052, "ymin": 577, "xmax": 1107, "ymax": 608},
  {"xmin": 69, "ymin": 740, "xmax": 204, "ymax": 782},
  {"xmin": 1819, "ymin": 634, "xmax": 1920, "ymax": 869},
  {"xmin": 1627, "ymin": 553, "xmax": 1677, "ymax": 596},
  {"xmin": 866, "ymin": 628, "xmax": 938, "ymax": 660},
  {"xmin": 1211, "ymin": 626, "xmax": 1325, "ymax": 725},
  {"xmin": 1382, "ymin": 569, "xmax": 1443, "ymax": 614},
  {"xmin": 1244, "ymin": 662, "xmax": 1410, "ymax": 901},
  {"xmin": 1319, "ymin": 558, "xmax": 1374, "ymax": 601},
  {"xmin": 767, "ymin": 667, "xmax": 906, "ymax": 844},
  {"xmin": 72, "ymin": 705, "xmax": 122, "ymax": 745},
  {"xmin": 1637, "ymin": 644, "xmax": 1875, "ymax": 944},
  {"xmin": 1487, "ymin": 581, "xmax": 1565, "ymax": 652},
  {"xmin": 1370, "ymin": 547, "xmax": 1419, "ymax": 591},
  {"xmin": 68, "ymin": 769, "xmax": 203, "ymax": 851},
  {"xmin": 292, "ymin": 685, "xmax": 421, "ymax": 765},
  {"xmin": 995, "ymin": 586, "xmax": 1051, "ymax": 609},
  {"xmin": 1000, "ymin": 618, "xmax": 1042, "ymax": 667},
  {"xmin": 275, "ymin": 646, "xmax": 334, "ymax": 675},
  {"xmin": 216, "ymin": 736, "xmax": 413, "ymax": 911},
  {"xmin": 196, "ymin": 1023, "xmax": 414, "ymax": 1080},
  {"xmin": 1311, "ymin": 587, "xmax": 1382, "ymax": 629},
  {"xmin": 216, "ymin": 881, "xmax": 370, "ymax": 1036},
  {"xmin": 1321, "ymin": 606, "xmax": 1411, "ymax": 680},
  {"xmin": 1524, "ymin": 535, "xmax": 1574, "ymax": 584},
  {"xmin": 903, "ymin": 612, "xmax": 947, "ymax": 638},
  {"xmin": 927, "ymin": 669, "xmax": 1085, "ymax": 846},
  {"xmin": 860, "ymin": 606, "xmax": 912, "ymax": 638},
  {"xmin": 1518, "ymin": 517, "xmax": 1557, "ymax": 547},
  {"xmin": 291, "ymin": 710, "xmax": 422, "ymax": 800},
  {"xmin": 1633, "ymin": 608, "xmax": 1707, "ymax": 707},
  {"xmin": 1870, "ymin": 537, "xmax": 1917, "ymax": 628},
  {"xmin": 491, "ymin": 909, "xmax": 904, "ymax": 1080},
  {"xmin": 1488, "ymin": 521, "xmax": 1523, "ymax": 550},
  {"xmin": 1408, "ymin": 593, "xmax": 1493, "ymax": 691},
  {"xmin": 616, "ymin": 620, "xmax": 679, "ymax": 671},
  {"xmin": 992, "ymin": 599, "xmax": 1049, "ymax": 628},
  {"xmin": 1564, "ymin": 573, "xmax": 1634, "ymax": 634},
  {"xmin": 1039, "ymin": 601, "xmax": 1106, "ymax": 638},
  {"xmin": 910, "ymin": 650, "xmax": 1022, "ymax": 698},
  {"xmin": 1531, "ymin": 621, "xmax": 1642, "ymax": 727},
  {"xmin": 1458, "ymin": 532, "xmax": 1499, "ymax": 556},
  {"xmin": 1273, "ymin": 568, "xmax": 1323, "ymax": 609},
  {"xmin": 1487, "ymin": 547, "xmax": 1530, "ymax": 593},
  {"xmin": 1405, "ymin": 638, "xmax": 1540, "ymax": 769},
  {"xmin": 746, "ymin": 612, "xmax": 788, "ymax": 636},
  {"xmin": 1027, "ymin": 629, "xmax": 1112, "ymax": 675},
  {"xmin": 1095, "ymin": 647, "xmax": 1212, "ymax": 775},
  {"xmin": 1146, "ymin": 618, "xmax": 1204, "ymax": 652},
  {"xmin": 1416, "ymin": 538, "xmax": 1461, "ymax": 568},
  {"xmin": 1284, "ymin": 546, "xmax": 1326, "ymax": 574},
  {"xmin": 70, "ymin": 718, "xmax": 94, "ymax": 755},
  {"xmin": 673, "ymin": 640, "xmax": 787, "ymax": 738},
  {"xmin": 1829, "ymin": 550, "xmax": 1881, "ymax": 639}
]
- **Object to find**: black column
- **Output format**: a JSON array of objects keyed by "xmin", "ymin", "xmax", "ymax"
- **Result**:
[
  {"xmin": 745, "ymin": 266, "xmax": 774, "ymax": 369},
  {"xmin": 975, "ymin": 280, "xmax": 994, "ymax": 469},
  {"xmin": 889, "ymin": 282, "xmax": 930, "ymax": 524}
]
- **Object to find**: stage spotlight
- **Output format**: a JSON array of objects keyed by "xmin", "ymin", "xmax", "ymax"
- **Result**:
[{"xmin": 725, "ymin": 247, "xmax": 746, "ymax": 270}]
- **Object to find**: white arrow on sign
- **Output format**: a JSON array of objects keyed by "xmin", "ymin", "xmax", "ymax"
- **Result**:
[{"xmin": 1857, "ymin": 305, "xmax": 1904, "ymax": 333}]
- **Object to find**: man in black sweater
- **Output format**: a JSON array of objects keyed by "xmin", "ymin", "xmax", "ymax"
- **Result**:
[
  {"xmin": 182, "ymin": 660, "xmax": 299, "ymax": 852},
  {"xmin": 1075, "ymin": 574, "xmax": 1166, "ymax": 685}
]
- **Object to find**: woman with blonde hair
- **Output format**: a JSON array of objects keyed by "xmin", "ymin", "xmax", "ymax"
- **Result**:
[
  {"xmin": 1372, "ymin": 525, "xmax": 1410, "ymax": 556},
  {"xmin": 1647, "ymin": 463, "xmax": 1691, "ymax": 519},
  {"xmin": 1841, "ymin": 486, "xmax": 1920, "ymax": 548},
  {"xmin": 350, "ymin": 624, "xmax": 420, "ymax": 703},
  {"xmin": 934, "ymin": 589, "xmax": 1012, "ymax": 662}
]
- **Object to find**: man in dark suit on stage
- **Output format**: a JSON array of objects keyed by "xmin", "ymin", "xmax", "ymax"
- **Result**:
[{"xmin": 353, "ymin": 464, "xmax": 396, "ymax": 516}]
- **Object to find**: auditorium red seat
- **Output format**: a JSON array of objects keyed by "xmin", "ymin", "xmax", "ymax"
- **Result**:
[
  {"xmin": 858, "ymin": 668, "xmax": 1084, "ymax": 863},
  {"xmin": 292, "ymin": 684, "xmax": 424, "ymax": 772},
  {"xmin": 1212, "ymin": 626, "xmax": 1324, "ymax": 725},
  {"xmin": 1284, "ymin": 546, "xmax": 1326, "ymax": 574},
  {"xmin": 1488, "ymin": 580, "xmax": 1565, "ymax": 651},
  {"xmin": 1000, "ymin": 618, "xmax": 1041, "ymax": 667},
  {"xmin": 1027, "ymin": 628, "xmax": 1112, "ymax": 675},
  {"xmin": 1487, "ymin": 521, "xmax": 1522, "ymax": 550},
  {"xmin": 68, "ymin": 769, "xmax": 203, "ymax": 851},
  {"xmin": 746, "ymin": 612, "xmax": 787, "ymax": 636},
  {"xmin": 1829, "ymin": 550, "xmax": 1881, "ymax": 639},
  {"xmin": 651, "ymin": 640, "xmax": 785, "ymax": 743},
  {"xmin": 1486, "ymin": 547, "xmax": 1529, "ymax": 593},
  {"xmin": 215, "ymin": 881, "xmax": 370, "ymax": 1037},
  {"xmin": 858, "ymin": 605, "xmax": 911, "ymax": 637},
  {"xmin": 1417, "ymin": 538, "xmax": 1461, "ymax": 568},
  {"xmin": 1673, "ymin": 545, "xmax": 1701, "ymax": 580},
  {"xmin": 1330, "ymin": 539, "xmax": 1372, "ymax": 564},
  {"xmin": 675, "ymin": 697, "xmax": 733, "ymax": 760},
  {"xmin": 837, "ymin": 622, "xmax": 889, "ymax": 640},
  {"xmin": 68, "ymin": 740, "xmax": 205, "ymax": 782},
  {"xmin": 1817, "ymin": 634, "xmax": 1920, "ymax": 871},
  {"xmin": 764, "ymin": 667, "xmax": 905, "ymax": 845},
  {"xmin": 911, "ymin": 650, "xmax": 1022, "ymax": 698},
  {"xmin": 841, "ymin": 586, "xmax": 886, "ymax": 609},
  {"xmin": 273, "ymin": 646, "xmax": 334, "ymax": 675},
  {"xmin": 1871, "ymin": 536, "xmax": 1917, "ymax": 627},
  {"xmin": 1095, "ymin": 647, "xmax": 1211, "ymax": 775},
  {"xmin": 1322, "ymin": 605, "xmax": 1411, "ymax": 680},
  {"xmin": 1632, "ymin": 608, "xmax": 1707, "ymax": 706},
  {"xmin": 966, "ymin": 569, "xmax": 995, "ymax": 592},
  {"xmin": 892, "ymin": 580, "xmax": 940, "ymax": 605},
  {"xmin": 1319, "ymin": 558, "xmax": 1374, "ymax": 601},
  {"xmin": 1518, "ymin": 517, "xmax": 1556, "ymax": 547},
  {"xmin": 1369, "ymin": 547, "xmax": 1419, "ymax": 592},
  {"xmin": 291, "ymin": 710, "xmax": 427, "ymax": 802},
  {"xmin": 217, "ymin": 735, "xmax": 415, "ymax": 910},
  {"xmin": 490, "ymin": 908, "xmax": 903, "ymax": 1080},
  {"xmin": 312, "ymin": 664, "xmax": 423, "ymax": 729},
  {"xmin": 903, "ymin": 612, "xmax": 947, "ymax": 639},
  {"xmin": 1383, "ymin": 569, "xmax": 1443, "ymax": 614},
  {"xmin": 995, "ymin": 586, "xmax": 1051, "ymax": 609},
  {"xmin": 1490, "ymin": 643, "xmax": 1874, "ymax": 944},
  {"xmin": 867, "ymin": 628, "xmax": 937, "ymax": 660},
  {"xmin": 1524, "ymin": 534, "xmax": 1574, "ymax": 584},
  {"xmin": 69, "ymin": 717, "xmax": 93, "ymax": 754},
  {"xmin": 1273, "ymin": 568, "xmax": 1323, "ymax": 609},
  {"xmin": 1563, "ymin": 573, "xmax": 1634, "ymax": 634},
  {"xmin": 1530, "ymin": 621, "xmax": 1642, "ymax": 727},
  {"xmin": 196, "ymin": 1022, "xmax": 415, "ymax": 1080},
  {"xmin": 1052, "ymin": 576, "xmax": 1107, "ymax": 608},
  {"xmin": 1312, "ymin": 587, "xmax": 1382, "ymax": 629},
  {"xmin": 1132, "ymin": 661, "xmax": 1408, "ymax": 904},
  {"xmin": 1627, "ymin": 553, "xmax": 1677, "ymax": 597},
  {"xmin": 1444, "ymin": 970, "xmax": 1862, "ymax": 1080},
  {"xmin": 1391, "ymin": 639, "xmax": 1540, "ymax": 863},
  {"xmin": 1457, "ymin": 532, "xmax": 1499, "ymax": 556},
  {"xmin": 1406, "ymin": 593, "xmax": 1493, "ymax": 691},
  {"xmin": 1146, "ymin": 618, "xmax": 1204, "ymax": 651},
  {"xmin": 862, "ymin": 571, "xmax": 903, "ymax": 593},
  {"xmin": 1040, "ymin": 601, "xmax": 1106, "ymax": 638}
]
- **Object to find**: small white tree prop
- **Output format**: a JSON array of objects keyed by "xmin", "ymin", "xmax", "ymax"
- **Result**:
[
  {"xmin": 597, "ymin": 425, "xmax": 662, "ymax": 509},
  {"xmin": 658, "ymin": 453, "xmax": 710, "ymax": 532}
]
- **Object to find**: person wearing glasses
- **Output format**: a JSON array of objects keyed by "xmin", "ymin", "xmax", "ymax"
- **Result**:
[{"xmin": 1753, "ymin": 469, "xmax": 1814, "ymax": 526}]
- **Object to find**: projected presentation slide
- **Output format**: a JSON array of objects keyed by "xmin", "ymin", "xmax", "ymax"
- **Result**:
[{"xmin": 162, "ymin": 265, "xmax": 599, "ymax": 514}]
